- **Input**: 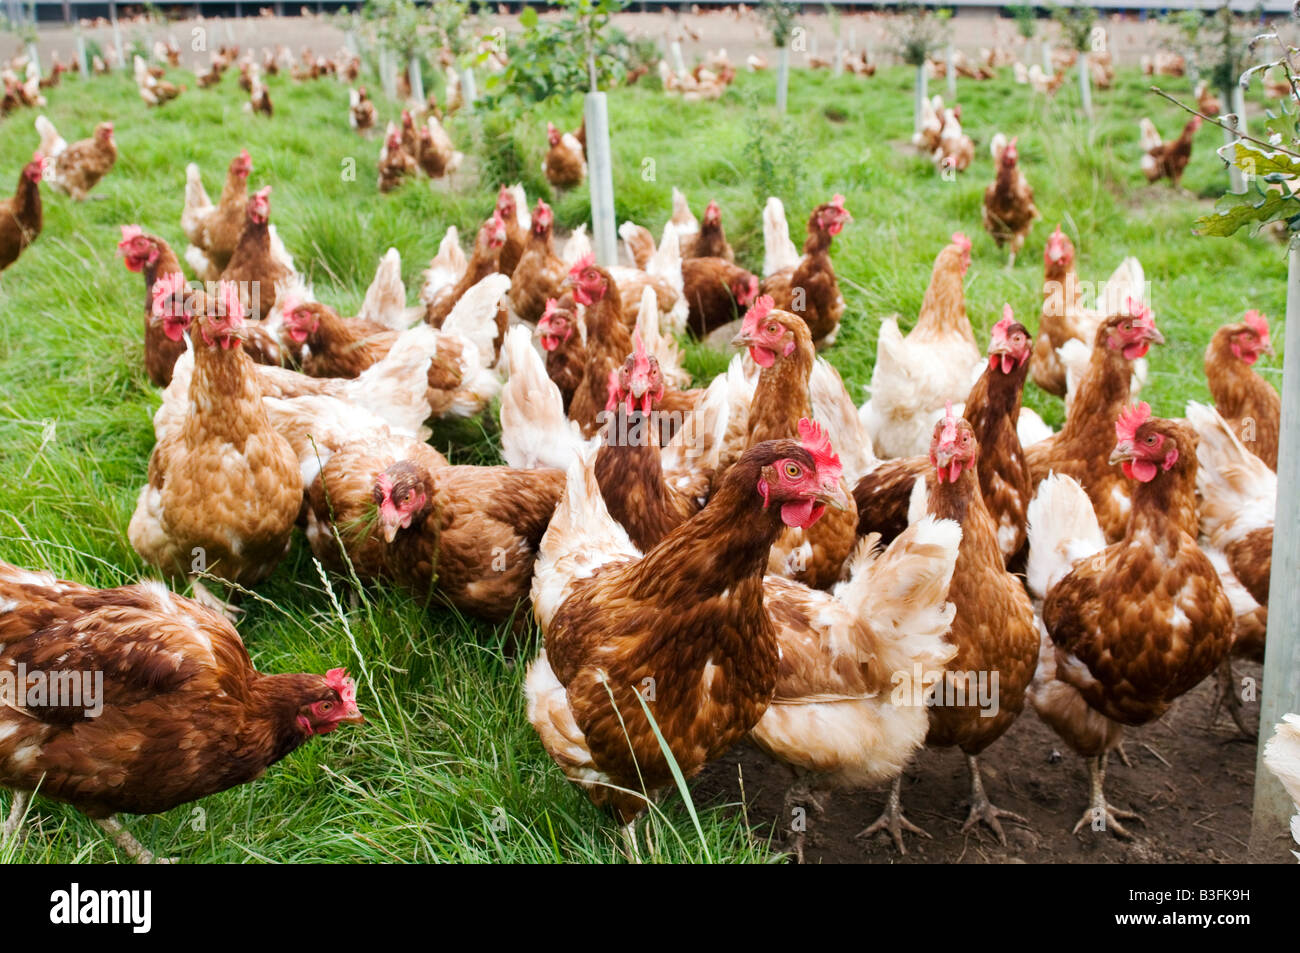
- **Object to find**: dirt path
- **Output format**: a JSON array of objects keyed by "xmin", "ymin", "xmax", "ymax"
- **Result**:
[
  {"xmin": 19, "ymin": 10, "xmax": 1299, "ymax": 72},
  {"xmin": 695, "ymin": 659, "xmax": 1264, "ymax": 863}
]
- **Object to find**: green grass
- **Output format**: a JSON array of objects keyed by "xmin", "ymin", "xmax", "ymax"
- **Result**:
[{"xmin": 0, "ymin": 57, "xmax": 1285, "ymax": 864}]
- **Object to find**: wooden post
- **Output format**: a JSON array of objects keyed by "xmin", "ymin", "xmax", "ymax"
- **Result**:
[
  {"xmin": 585, "ymin": 91, "xmax": 617, "ymax": 268},
  {"xmin": 946, "ymin": 44, "xmax": 956, "ymax": 100},
  {"xmin": 1041, "ymin": 39, "xmax": 1051, "ymax": 74},
  {"xmin": 776, "ymin": 45, "xmax": 789, "ymax": 113},
  {"xmin": 670, "ymin": 40, "xmax": 685, "ymax": 75},
  {"xmin": 75, "ymin": 32, "xmax": 88, "ymax": 77},
  {"xmin": 1250, "ymin": 240, "xmax": 1300, "ymax": 860},
  {"xmin": 833, "ymin": 35, "xmax": 842, "ymax": 77},
  {"xmin": 26, "ymin": 42, "xmax": 40, "ymax": 79}
]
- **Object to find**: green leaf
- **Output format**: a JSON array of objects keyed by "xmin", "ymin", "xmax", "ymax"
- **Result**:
[
  {"xmin": 1194, "ymin": 190, "xmax": 1294, "ymax": 237},
  {"xmin": 519, "ymin": 5, "xmax": 538, "ymax": 28}
]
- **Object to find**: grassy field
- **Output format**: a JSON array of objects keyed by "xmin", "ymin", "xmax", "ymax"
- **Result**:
[{"xmin": 0, "ymin": 55, "xmax": 1286, "ymax": 864}]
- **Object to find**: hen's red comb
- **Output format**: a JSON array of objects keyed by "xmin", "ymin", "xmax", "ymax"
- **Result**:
[
  {"xmin": 541, "ymin": 297, "xmax": 561, "ymax": 322},
  {"xmin": 1243, "ymin": 309, "xmax": 1270, "ymax": 342},
  {"xmin": 1126, "ymin": 297, "xmax": 1154, "ymax": 327},
  {"xmin": 150, "ymin": 271, "xmax": 187, "ymax": 315},
  {"xmin": 216, "ymin": 281, "xmax": 245, "ymax": 321},
  {"xmin": 117, "ymin": 224, "xmax": 144, "ymax": 249},
  {"xmin": 632, "ymin": 329, "xmax": 649, "ymax": 364},
  {"xmin": 325, "ymin": 668, "xmax": 357, "ymax": 705},
  {"xmin": 1115, "ymin": 402, "xmax": 1152, "ymax": 443},
  {"xmin": 568, "ymin": 252, "xmax": 596, "ymax": 277},
  {"xmin": 951, "ymin": 232, "xmax": 971, "ymax": 254},
  {"xmin": 991, "ymin": 304, "xmax": 1015, "ymax": 343},
  {"xmin": 939, "ymin": 400, "xmax": 959, "ymax": 445},
  {"xmin": 797, "ymin": 417, "xmax": 842, "ymax": 482},
  {"xmin": 742, "ymin": 294, "xmax": 775, "ymax": 336}
]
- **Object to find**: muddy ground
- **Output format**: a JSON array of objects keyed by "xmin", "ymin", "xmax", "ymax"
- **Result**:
[
  {"xmin": 696, "ymin": 657, "xmax": 1274, "ymax": 858},
  {"xmin": 696, "ymin": 659, "xmax": 1272, "ymax": 863}
]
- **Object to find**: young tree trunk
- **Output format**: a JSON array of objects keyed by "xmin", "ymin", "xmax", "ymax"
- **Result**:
[
  {"xmin": 776, "ymin": 45, "xmax": 790, "ymax": 113},
  {"xmin": 1249, "ymin": 239, "xmax": 1300, "ymax": 860},
  {"xmin": 585, "ymin": 91, "xmax": 617, "ymax": 267},
  {"xmin": 26, "ymin": 43, "xmax": 40, "ymax": 80},
  {"xmin": 1041, "ymin": 39, "xmax": 1051, "ymax": 74},
  {"xmin": 833, "ymin": 36, "xmax": 843, "ymax": 77},
  {"xmin": 946, "ymin": 44, "xmax": 956, "ymax": 100},
  {"xmin": 75, "ymin": 33, "xmax": 88, "ymax": 77}
]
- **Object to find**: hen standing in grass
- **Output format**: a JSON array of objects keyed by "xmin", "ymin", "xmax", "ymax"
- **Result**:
[
  {"xmin": 129, "ymin": 279, "xmax": 303, "ymax": 615},
  {"xmin": 982, "ymin": 134, "xmax": 1038, "ymax": 267},
  {"xmin": 34, "ymin": 117, "xmax": 117, "ymax": 201},
  {"xmin": 0, "ymin": 560, "xmax": 361, "ymax": 864},
  {"xmin": 0, "ymin": 153, "xmax": 43, "ymax": 273},
  {"xmin": 182, "ymin": 149, "xmax": 253, "ymax": 281},
  {"xmin": 542, "ymin": 121, "xmax": 586, "ymax": 192},
  {"xmin": 759, "ymin": 196, "xmax": 852, "ymax": 348},
  {"xmin": 1204, "ymin": 311, "xmax": 1279, "ymax": 470}
]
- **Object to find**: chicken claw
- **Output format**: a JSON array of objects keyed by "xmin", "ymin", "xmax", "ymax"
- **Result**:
[
  {"xmin": 96, "ymin": 816, "xmax": 176, "ymax": 864},
  {"xmin": 2, "ymin": 790, "xmax": 30, "ymax": 845},
  {"xmin": 961, "ymin": 754, "xmax": 1030, "ymax": 845},
  {"xmin": 1208, "ymin": 659, "xmax": 1257, "ymax": 741},
  {"xmin": 857, "ymin": 776, "xmax": 931, "ymax": 855},
  {"xmin": 782, "ymin": 780, "xmax": 828, "ymax": 864},
  {"xmin": 1071, "ymin": 754, "xmax": 1144, "ymax": 840}
]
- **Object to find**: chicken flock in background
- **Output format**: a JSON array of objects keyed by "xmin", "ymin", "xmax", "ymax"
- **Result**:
[{"xmin": 0, "ymin": 26, "xmax": 1292, "ymax": 866}]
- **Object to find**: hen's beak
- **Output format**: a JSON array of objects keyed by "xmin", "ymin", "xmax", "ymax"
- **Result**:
[
  {"xmin": 730, "ymin": 328, "xmax": 754, "ymax": 350},
  {"xmin": 1108, "ymin": 441, "xmax": 1135, "ymax": 466},
  {"xmin": 818, "ymin": 481, "xmax": 852, "ymax": 511},
  {"xmin": 1144, "ymin": 327, "xmax": 1166, "ymax": 346},
  {"xmin": 338, "ymin": 707, "xmax": 367, "ymax": 726},
  {"xmin": 932, "ymin": 445, "xmax": 957, "ymax": 470},
  {"xmin": 380, "ymin": 513, "xmax": 403, "ymax": 544}
]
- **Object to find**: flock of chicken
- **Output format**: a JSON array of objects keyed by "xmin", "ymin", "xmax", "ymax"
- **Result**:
[{"xmin": 0, "ymin": 35, "xmax": 1296, "ymax": 865}]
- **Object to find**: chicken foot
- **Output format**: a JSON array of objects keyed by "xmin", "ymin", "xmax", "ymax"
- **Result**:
[
  {"xmin": 1071, "ymin": 753, "xmax": 1143, "ymax": 840},
  {"xmin": 781, "ymin": 779, "xmax": 828, "ymax": 864},
  {"xmin": 190, "ymin": 578, "xmax": 243, "ymax": 623},
  {"xmin": 96, "ymin": 816, "xmax": 174, "ymax": 864},
  {"xmin": 2, "ymin": 790, "xmax": 30, "ymax": 845},
  {"xmin": 960, "ymin": 754, "xmax": 1030, "ymax": 845},
  {"xmin": 857, "ymin": 775, "xmax": 931, "ymax": 855},
  {"xmin": 1208, "ymin": 658, "xmax": 1256, "ymax": 740}
]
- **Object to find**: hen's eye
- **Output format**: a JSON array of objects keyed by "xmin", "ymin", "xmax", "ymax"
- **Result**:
[
  {"xmin": 319, "ymin": 702, "xmax": 333, "ymax": 713},
  {"xmin": 784, "ymin": 463, "xmax": 801, "ymax": 478},
  {"xmin": 1145, "ymin": 434, "xmax": 1158, "ymax": 445},
  {"xmin": 767, "ymin": 324, "xmax": 779, "ymax": 334}
]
